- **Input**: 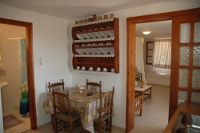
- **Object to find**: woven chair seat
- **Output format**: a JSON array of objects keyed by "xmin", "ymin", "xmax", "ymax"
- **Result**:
[
  {"xmin": 56, "ymin": 112, "xmax": 80, "ymax": 122},
  {"xmin": 94, "ymin": 113, "xmax": 111, "ymax": 123}
]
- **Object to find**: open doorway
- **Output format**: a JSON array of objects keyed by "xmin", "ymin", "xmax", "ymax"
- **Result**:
[
  {"xmin": 0, "ymin": 23, "xmax": 31, "ymax": 132},
  {"xmin": 129, "ymin": 20, "xmax": 172, "ymax": 132},
  {"xmin": 0, "ymin": 18, "xmax": 37, "ymax": 130},
  {"xmin": 126, "ymin": 8, "xmax": 200, "ymax": 133}
]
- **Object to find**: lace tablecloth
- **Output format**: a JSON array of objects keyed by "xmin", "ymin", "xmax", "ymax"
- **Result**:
[
  {"xmin": 68, "ymin": 88, "xmax": 100, "ymax": 132},
  {"xmin": 45, "ymin": 88, "xmax": 100, "ymax": 133}
]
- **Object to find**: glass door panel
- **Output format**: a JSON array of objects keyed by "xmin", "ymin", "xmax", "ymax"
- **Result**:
[
  {"xmin": 191, "ymin": 92, "xmax": 200, "ymax": 104},
  {"xmin": 180, "ymin": 46, "xmax": 190, "ymax": 66},
  {"xmin": 180, "ymin": 23, "xmax": 190, "ymax": 43},
  {"xmin": 178, "ymin": 90, "xmax": 187, "ymax": 104},
  {"xmin": 193, "ymin": 46, "xmax": 200, "ymax": 66},
  {"xmin": 194, "ymin": 22, "xmax": 200, "ymax": 43},
  {"xmin": 179, "ymin": 69, "xmax": 189, "ymax": 88},
  {"xmin": 192, "ymin": 69, "xmax": 200, "ymax": 89}
]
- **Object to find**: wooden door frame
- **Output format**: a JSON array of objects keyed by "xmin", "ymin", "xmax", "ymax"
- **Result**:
[
  {"xmin": 0, "ymin": 18, "xmax": 37, "ymax": 129},
  {"xmin": 126, "ymin": 7, "xmax": 200, "ymax": 132}
]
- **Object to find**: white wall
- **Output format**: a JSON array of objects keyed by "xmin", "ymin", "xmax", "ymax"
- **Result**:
[
  {"xmin": 0, "ymin": 4, "xmax": 72, "ymax": 126},
  {"xmin": 70, "ymin": 0, "xmax": 200, "ymax": 128},
  {"xmin": 0, "ymin": 0, "xmax": 199, "ymax": 130}
]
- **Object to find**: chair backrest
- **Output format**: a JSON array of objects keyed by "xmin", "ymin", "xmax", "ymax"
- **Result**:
[
  {"xmin": 98, "ymin": 87, "xmax": 114, "ymax": 116},
  {"xmin": 52, "ymin": 91, "xmax": 71, "ymax": 114},
  {"xmin": 48, "ymin": 79, "xmax": 64, "ymax": 93},
  {"xmin": 134, "ymin": 94, "xmax": 143, "ymax": 116},
  {"xmin": 135, "ymin": 73, "xmax": 142, "ymax": 81},
  {"xmin": 86, "ymin": 79, "xmax": 102, "ymax": 92}
]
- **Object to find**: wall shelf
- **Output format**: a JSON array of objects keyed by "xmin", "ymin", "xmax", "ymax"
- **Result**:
[
  {"xmin": 72, "ymin": 18, "xmax": 115, "ymax": 27},
  {"xmin": 74, "ymin": 37, "xmax": 115, "ymax": 43},
  {"xmin": 73, "ymin": 54, "xmax": 115, "ymax": 58},
  {"xmin": 74, "ymin": 70, "xmax": 116, "ymax": 75},
  {"xmin": 72, "ymin": 18, "xmax": 119, "ymax": 74}
]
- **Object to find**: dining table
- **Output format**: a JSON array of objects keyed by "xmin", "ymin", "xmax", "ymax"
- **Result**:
[{"xmin": 46, "ymin": 87, "xmax": 101, "ymax": 133}]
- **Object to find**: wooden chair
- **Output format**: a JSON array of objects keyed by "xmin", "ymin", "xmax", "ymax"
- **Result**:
[
  {"xmin": 134, "ymin": 94, "xmax": 144, "ymax": 116},
  {"xmin": 52, "ymin": 91, "xmax": 81, "ymax": 133},
  {"xmin": 135, "ymin": 73, "xmax": 142, "ymax": 81},
  {"xmin": 94, "ymin": 87, "xmax": 115, "ymax": 133},
  {"xmin": 86, "ymin": 79, "xmax": 102, "ymax": 92},
  {"xmin": 48, "ymin": 79, "xmax": 64, "ymax": 93},
  {"xmin": 48, "ymin": 79, "xmax": 64, "ymax": 128}
]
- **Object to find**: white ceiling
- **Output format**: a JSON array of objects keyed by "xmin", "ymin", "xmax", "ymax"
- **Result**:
[
  {"xmin": 0, "ymin": 0, "xmax": 174, "ymax": 39},
  {"xmin": 0, "ymin": 0, "xmax": 175, "ymax": 19},
  {"xmin": 136, "ymin": 20, "xmax": 172, "ymax": 39}
]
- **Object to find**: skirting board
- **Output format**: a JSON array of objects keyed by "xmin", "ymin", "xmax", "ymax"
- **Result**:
[{"xmin": 112, "ymin": 125, "xmax": 125, "ymax": 132}]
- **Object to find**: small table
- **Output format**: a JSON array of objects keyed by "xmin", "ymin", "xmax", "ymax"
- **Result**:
[
  {"xmin": 135, "ymin": 85, "xmax": 152, "ymax": 100},
  {"xmin": 48, "ymin": 88, "xmax": 100, "ymax": 133}
]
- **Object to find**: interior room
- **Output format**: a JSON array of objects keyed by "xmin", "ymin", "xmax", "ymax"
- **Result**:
[
  {"xmin": 0, "ymin": 24, "xmax": 30, "ymax": 133},
  {"xmin": 130, "ymin": 20, "xmax": 172, "ymax": 132},
  {"xmin": 0, "ymin": 0, "xmax": 199, "ymax": 133}
]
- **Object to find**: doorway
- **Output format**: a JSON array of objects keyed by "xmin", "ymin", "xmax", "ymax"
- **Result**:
[
  {"xmin": 0, "ymin": 18, "xmax": 37, "ymax": 130},
  {"xmin": 126, "ymin": 8, "xmax": 200, "ymax": 133}
]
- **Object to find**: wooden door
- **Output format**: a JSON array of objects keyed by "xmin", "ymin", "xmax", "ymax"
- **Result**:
[{"xmin": 170, "ymin": 13, "xmax": 200, "ymax": 118}]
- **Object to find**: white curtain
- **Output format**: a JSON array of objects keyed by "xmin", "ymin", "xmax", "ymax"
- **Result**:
[
  {"xmin": 153, "ymin": 39, "xmax": 171, "ymax": 69},
  {"xmin": 136, "ymin": 36, "xmax": 146, "ymax": 82}
]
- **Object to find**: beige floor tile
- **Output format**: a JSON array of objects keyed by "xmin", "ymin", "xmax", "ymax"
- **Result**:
[{"xmin": 131, "ymin": 84, "xmax": 170, "ymax": 133}]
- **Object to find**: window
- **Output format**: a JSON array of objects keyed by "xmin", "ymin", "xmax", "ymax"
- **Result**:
[
  {"xmin": 146, "ymin": 41, "xmax": 154, "ymax": 65},
  {"xmin": 152, "ymin": 39, "xmax": 171, "ymax": 69}
]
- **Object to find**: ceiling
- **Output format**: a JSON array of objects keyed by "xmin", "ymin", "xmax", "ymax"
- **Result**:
[
  {"xmin": 0, "ymin": 0, "xmax": 174, "ymax": 39},
  {"xmin": 0, "ymin": 0, "xmax": 175, "ymax": 19},
  {"xmin": 136, "ymin": 20, "xmax": 172, "ymax": 39}
]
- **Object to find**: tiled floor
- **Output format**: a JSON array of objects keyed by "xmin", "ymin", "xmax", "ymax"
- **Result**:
[
  {"xmin": 3, "ymin": 109, "xmax": 31, "ymax": 133},
  {"xmin": 3, "ymin": 84, "xmax": 169, "ymax": 133},
  {"xmin": 130, "ymin": 84, "xmax": 170, "ymax": 133}
]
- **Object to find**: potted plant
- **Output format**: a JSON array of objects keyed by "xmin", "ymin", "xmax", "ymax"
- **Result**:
[{"xmin": 138, "ymin": 80, "xmax": 145, "ymax": 88}]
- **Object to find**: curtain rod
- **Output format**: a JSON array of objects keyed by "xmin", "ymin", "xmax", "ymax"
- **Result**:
[{"xmin": 136, "ymin": 35, "xmax": 144, "ymax": 38}]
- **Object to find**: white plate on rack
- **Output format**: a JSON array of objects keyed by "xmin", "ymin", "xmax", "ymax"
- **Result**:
[
  {"xmin": 94, "ymin": 31, "xmax": 102, "ymax": 38},
  {"xmin": 98, "ymin": 43, "xmax": 109, "ymax": 54},
  {"xmin": 83, "ymin": 33, "xmax": 91, "ymax": 39},
  {"xmin": 87, "ymin": 44, "xmax": 93, "ymax": 54},
  {"xmin": 87, "ymin": 33, "xmax": 96, "ymax": 39},
  {"xmin": 99, "ymin": 31, "xmax": 108, "ymax": 38},
  {"xmin": 106, "ymin": 42, "xmax": 114, "ymax": 54},
  {"xmin": 76, "ymin": 34, "xmax": 85, "ymax": 40},
  {"xmin": 106, "ymin": 30, "xmax": 115, "ymax": 37},
  {"xmin": 82, "ymin": 44, "xmax": 91, "ymax": 54},
  {"xmin": 95, "ymin": 43, "xmax": 101, "ymax": 54},
  {"xmin": 90, "ymin": 43, "xmax": 97, "ymax": 54},
  {"xmin": 75, "ymin": 45, "xmax": 84, "ymax": 54}
]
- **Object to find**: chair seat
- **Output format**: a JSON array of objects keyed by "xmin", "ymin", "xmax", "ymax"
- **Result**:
[
  {"xmin": 56, "ymin": 112, "xmax": 80, "ymax": 122},
  {"xmin": 94, "ymin": 113, "xmax": 111, "ymax": 123}
]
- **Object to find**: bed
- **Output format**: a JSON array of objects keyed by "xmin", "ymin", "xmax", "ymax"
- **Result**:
[{"xmin": 146, "ymin": 71, "xmax": 170, "ymax": 86}]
